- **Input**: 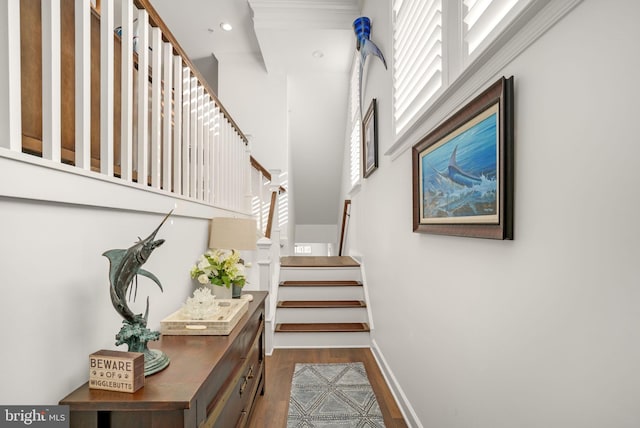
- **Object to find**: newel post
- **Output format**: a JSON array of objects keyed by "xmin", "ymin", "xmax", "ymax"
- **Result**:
[
  {"xmin": 256, "ymin": 236, "xmax": 272, "ymax": 294},
  {"xmin": 244, "ymin": 137, "xmax": 254, "ymax": 213},
  {"xmin": 257, "ymin": 236, "xmax": 273, "ymax": 354}
]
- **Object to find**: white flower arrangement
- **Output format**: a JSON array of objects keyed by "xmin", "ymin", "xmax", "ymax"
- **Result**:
[{"xmin": 189, "ymin": 249, "xmax": 246, "ymax": 289}]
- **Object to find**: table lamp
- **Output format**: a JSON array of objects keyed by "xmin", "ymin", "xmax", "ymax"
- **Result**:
[
  {"xmin": 209, "ymin": 217, "xmax": 257, "ymax": 298},
  {"xmin": 208, "ymin": 217, "xmax": 257, "ymax": 252}
]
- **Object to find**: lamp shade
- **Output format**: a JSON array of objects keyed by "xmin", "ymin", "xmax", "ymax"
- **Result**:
[{"xmin": 208, "ymin": 217, "xmax": 257, "ymax": 250}]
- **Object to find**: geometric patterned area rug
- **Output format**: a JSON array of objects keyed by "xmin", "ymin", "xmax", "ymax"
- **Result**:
[{"xmin": 287, "ymin": 362, "xmax": 386, "ymax": 427}]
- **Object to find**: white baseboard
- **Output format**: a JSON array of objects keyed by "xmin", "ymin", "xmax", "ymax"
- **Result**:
[{"xmin": 371, "ymin": 339, "xmax": 423, "ymax": 428}]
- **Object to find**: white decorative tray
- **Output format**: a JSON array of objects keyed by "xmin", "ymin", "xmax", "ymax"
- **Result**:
[{"xmin": 160, "ymin": 298, "xmax": 249, "ymax": 336}]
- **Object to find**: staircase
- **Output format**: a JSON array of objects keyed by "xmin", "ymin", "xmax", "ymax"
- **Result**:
[{"xmin": 274, "ymin": 256, "xmax": 371, "ymax": 348}]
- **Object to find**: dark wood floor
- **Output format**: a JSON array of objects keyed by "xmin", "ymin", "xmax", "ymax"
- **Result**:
[{"xmin": 247, "ymin": 348, "xmax": 407, "ymax": 427}]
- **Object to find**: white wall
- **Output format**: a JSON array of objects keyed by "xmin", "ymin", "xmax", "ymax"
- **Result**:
[
  {"xmin": 288, "ymin": 72, "xmax": 349, "ymax": 226},
  {"xmin": 0, "ymin": 159, "xmax": 259, "ymax": 404},
  {"xmin": 218, "ymin": 58, "xmax": 295, "ymax": 249},
  {"xmin": 218, "ymin": 58, "xmax": 288, "ymax": 173},
  {"xmin": 346, "ymin": 0, "xmax": 640, "ymax": 426},
  {"xmin": 295, "ymin": 224, "xmax": 338, "ymax": 245}
]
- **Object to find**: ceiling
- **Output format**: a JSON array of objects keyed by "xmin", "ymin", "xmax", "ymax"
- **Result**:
[{"xmin": 149, "ymin": 0, "xmax": 362, "ymax": 231}]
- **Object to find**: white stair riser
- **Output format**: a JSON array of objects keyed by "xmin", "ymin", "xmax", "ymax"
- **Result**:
[
  {"xmin": 276, "ymin": 307, "xmax": 368, "ymax": 324},
  {"xmin": 277, "ymin": 286, "xmax": 364, "ymax": 301},
  {"xmin": 274, "ymin": 331, "xmax": 371, "ymax": 348},
  {"xmin": 280, "ymin": 267, "xmax": 361, "ymax": 282}
]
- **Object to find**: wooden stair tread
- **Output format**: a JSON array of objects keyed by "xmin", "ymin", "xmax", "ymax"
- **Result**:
[
  {"xmin": 277, "ymin": 300, "xmax": 366, "ymax": 309},
  {"xmin": 279, "ymin": 280, "xmax": 362, "ymax": 287},
  {"xmin": 275, "ymin": 323, "xmax": 370, "ymax": 333},
  {"xmin": 280, "ymin": 256, "xmax": 360, "ymax": 268}
]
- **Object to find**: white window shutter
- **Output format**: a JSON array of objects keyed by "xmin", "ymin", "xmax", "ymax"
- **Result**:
[
  {"xmin": 392, "ymin": 0, "xmax": 443, "ymax": 134},
  {"xmin": 463, "ymin": 0, "xmax": 531, "ymax": 56}
]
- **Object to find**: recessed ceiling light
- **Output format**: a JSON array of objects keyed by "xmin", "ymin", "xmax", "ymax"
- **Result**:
[
  {"xmin": 312, "ymin": 50, "xmax": 324, "ymax": 58},
  {"xmin": 220, "ymin": 22, "xmax": 233, "ymax": 32}
]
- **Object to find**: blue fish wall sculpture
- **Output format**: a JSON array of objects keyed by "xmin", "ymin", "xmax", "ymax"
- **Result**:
[{"xmin": 353, "ymin": 17, "xmax": 386, "ymax": 115}]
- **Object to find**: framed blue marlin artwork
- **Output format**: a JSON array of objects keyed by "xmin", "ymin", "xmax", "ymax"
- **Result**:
[{"xmin": 412, "ymin": 77, "xmax": 514, "ymax": 239}]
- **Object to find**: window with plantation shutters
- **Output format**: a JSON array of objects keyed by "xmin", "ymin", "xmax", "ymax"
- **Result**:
[
  {"xmin": 392, "ymin": 0, "xmax": 443, "ymax": 135},
  {"xmin": 391, "ymin": 0, "xmax": 546, "ymax": 140},
  {"xmin": 463, "ymin": 0, "xmax": 532, "ymax": 58}
]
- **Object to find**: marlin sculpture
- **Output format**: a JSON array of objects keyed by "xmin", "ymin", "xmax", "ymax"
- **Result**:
[
  {"xmin": 434, "ymin": 146, "xmax": 483, "ymax": 188},
  {"xmin": 353, "ymin": 17, "xmax": 387, "ymax": 114},
  {"xmin": 103, "ymin": 210, "xmax": 172, "ymax": 325},
  {"xmin": 353, "ymin": 16, "xmax": 387, "ymax": 71}
]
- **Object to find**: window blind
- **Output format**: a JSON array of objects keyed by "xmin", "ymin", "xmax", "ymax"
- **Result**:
[
  {"xmin": 393, "ymin": 0, "xmax": 443, "ymax": 134},
  {"xmin": 463, "ymin": 0, "xmax": 521, "ymax": 54}
]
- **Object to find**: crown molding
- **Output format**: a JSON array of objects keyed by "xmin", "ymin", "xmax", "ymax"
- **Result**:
[{"xmin": 249, "ymin": 0, "xmax": 361, "ymax": 30}]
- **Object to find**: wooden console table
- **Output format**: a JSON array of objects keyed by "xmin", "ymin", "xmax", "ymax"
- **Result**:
[{"xmin": 60, "ymin": 292, "xmax": 267, "ymax": 428}]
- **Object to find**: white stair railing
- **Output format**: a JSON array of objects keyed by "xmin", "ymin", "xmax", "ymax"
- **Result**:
[{"xmin": 1, "ymin": 0, "xmax": 250, "ymax": 213}]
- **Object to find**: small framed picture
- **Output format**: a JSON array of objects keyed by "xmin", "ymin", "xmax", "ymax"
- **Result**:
[{"xmin": 362, "ymin": 98, "xmax": 378, "ymax": 178}]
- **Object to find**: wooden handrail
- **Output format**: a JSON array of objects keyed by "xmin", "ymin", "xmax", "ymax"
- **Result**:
[
  {"xmin": 250, "ymin": 156, "xmax": 271, "ymax": 181},
  {"xmin": 338, "ymin": 200, "xmax": 351, "ymax": 256},
  {"xmin": 133, "ymin": 0, "xmax": 248, "ymax": 145},
  {"xmin": 264, "ymin": 191, "xmax": 278, "ymax": 239},
  {"xmin": 250, "ymin": 156, "xmax": 286, "ymax": 193}
]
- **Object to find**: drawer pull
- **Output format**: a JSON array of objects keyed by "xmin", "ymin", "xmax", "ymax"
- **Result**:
[{"xmin": 239, "ymin": 364, "xmax": 254, "ymax": 395}]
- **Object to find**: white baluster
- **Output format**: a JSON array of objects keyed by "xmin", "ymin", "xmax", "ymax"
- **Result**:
[
  {"xmin": 173, "ymin": 57, "xmax": 183, "ymax": 195},
  {"xmin": 181, "ymin": 68, "xmax": 191, "ymax": 196},
  {"xmin": 162, "ymin": 41, "xmax": 173, "ymax": 192},
  {"xmin": 215, "ymin": 117, "xmax": 221, "ymax": 205},
  {"xmin": 232, "ymin": 127, "xmax": 238, "ymax": 209},
  {"xmin": 203, "ymin": 98, "xmax": 210, "ymax": 202},
  {"xmin": 244, "ymin": 140, "xmax": 252, "ymax": 213},
  {"xmin": 189, "ymin": 77, "xmax": 197, "ymax": 197},
  {"xmin": 234, "ymin": 134, "xmax": 241, "ymax": 210},
  {"xmin": 75, "ymin": 0, "xmax": 90, "ymax": 168},
  {"xmin": 41, "ymin": 0, "xmax": 61, "ymax": 162},
  {"xmin": 150, "ymin": 26, "xmax": 162, "ymax": 188},
  {"xmin": 136, "ymin": 9, "xmax": 149, "ymax": 186},
  {"xmin": 0, "ymin": 0, "xmax": 21, "ymax": 151},
  {"xmin": 209, "ymin": 102, "xmax": 217, "ymax": 204},
  {"xmin": 120, "ymin": 0, "xmax": 134, "ymax": 181},
  {"xmin": 212, "ymin": 105, "xmax": 220, "ymax": 205},
  {"xmin": 100, "ymin": 0, "xmax": 114, "ymax": 175},
  {"xmin": 196, "ymin": 85, "xmax": 204, "ymax": 200},
  {"xmin": 238, "ymin": 136, "xmax": 244, "ymax": 210},
  {"xmin": 227, "ymin": 121, "xmax": 234, "ymax": 207},
  {"xmin": 181, "ymin": 69, "xmax": 190, "ymax": 196},
  {"xmin": 221, "ymin": 119, "xmax": 229, "ymax": 207}
]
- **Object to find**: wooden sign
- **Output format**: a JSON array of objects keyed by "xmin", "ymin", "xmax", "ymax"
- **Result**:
[{"xmin": 89, "ymin": 350, "xmax": 144, "ymax": 393}]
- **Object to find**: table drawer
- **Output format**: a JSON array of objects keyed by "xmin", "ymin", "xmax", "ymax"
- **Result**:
[{"xmin": 201, "ymin": 319, "xmax": 264, "ymax": 428}]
